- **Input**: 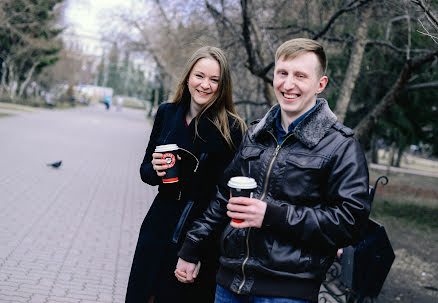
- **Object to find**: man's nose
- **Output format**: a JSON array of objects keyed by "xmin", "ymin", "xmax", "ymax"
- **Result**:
[{"xmin": 283, "ymin": 76, "xmax": 295, "ymax": 90}]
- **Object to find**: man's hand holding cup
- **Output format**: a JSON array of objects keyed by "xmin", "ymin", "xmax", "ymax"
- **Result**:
[{"xmin": 227, "ymin": 177, "xmax": 266, "ymax": 228}]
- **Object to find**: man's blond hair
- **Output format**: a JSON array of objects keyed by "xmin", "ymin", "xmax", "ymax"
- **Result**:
[{"xmin": 275, "ymin": 38, "xmax": 327, "ymax": 76}]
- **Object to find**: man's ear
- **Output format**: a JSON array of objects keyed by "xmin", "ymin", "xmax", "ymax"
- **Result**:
[{"xmin": 316, "ymin": 76, "xmax": 328, "ymax": 94}]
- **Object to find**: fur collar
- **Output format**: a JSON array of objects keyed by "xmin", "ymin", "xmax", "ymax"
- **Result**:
[{"xmin": 249, "ymin": 98, "xmax": 337, "ymax": 149}]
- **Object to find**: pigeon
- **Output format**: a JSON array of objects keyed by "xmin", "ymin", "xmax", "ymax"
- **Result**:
[{"xmin": 47, "ymin": 161, "xmax": 62, "ymax": 168}]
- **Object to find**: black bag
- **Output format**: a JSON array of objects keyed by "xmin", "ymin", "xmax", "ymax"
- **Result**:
[
  {"xmin": 340, "ymin": 176, "xmax": 395, "ymax": 303},
  {"xmin": 341, "ymin": 219, "xmax": 395, "ymax": 302}
]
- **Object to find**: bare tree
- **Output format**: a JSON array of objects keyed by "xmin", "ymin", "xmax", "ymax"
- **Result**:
[
  {"xmin": 103, "ymin": 0, "xmax": 438, "ymax": 136},
  {"xmin": 354, "ymin": 47, "xmax": 438, "ymax": 142},
  {"xmin": 411, "ymin": 0, "xmax": 438, "ymax": 43},
  {"xmin": 334, "ymin": 3, "xmax": 373, "ymax": 123}
]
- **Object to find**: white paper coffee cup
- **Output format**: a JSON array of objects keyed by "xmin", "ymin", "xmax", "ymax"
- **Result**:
[{"xmin": 227, "ymin": 176, "xmax": 257, "ymax": 223}]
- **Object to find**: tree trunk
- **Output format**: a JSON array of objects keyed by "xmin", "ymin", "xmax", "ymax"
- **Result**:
[
  {"xmin": 386, "ymin": 141, "xmax": 396, "ymax": 175},
  {"xmin": 0, "ymin": 61, "xmax": 6, "ymax": 98},
  {"xmin": 395, "ymin": 146, "xmax": 404, "ymax": 167},
  {"xmin": 17, "ymin": 62, "xmax": 39, "ymax": 98},
  {"xmin": 390, "ymin": 142, "xmax": 397, "ymax": 166},
  {"xmin": 7, "ymin": 64, "xmax": 16, "ymax": 101},
  {"xmin": 370, "ymin": 134, "xmax": 378, "ymax": 164},
  {"xmin": 334, "ymin": 4, "xmax": 372, "ymax": 123}
]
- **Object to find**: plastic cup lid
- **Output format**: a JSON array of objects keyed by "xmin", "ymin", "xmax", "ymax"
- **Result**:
[
  {"xmin": 227, "ymin": 176, "xmax": 257, "ymax": 189},
  {"xmin": 155, "ymin": 144, "xmax": 179, "ymax": 153}
]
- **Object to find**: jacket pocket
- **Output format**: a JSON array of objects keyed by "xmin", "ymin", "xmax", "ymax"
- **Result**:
[
  {"xmin": 281, "ymin": 153, "xmax": 326, "ymax": 201},
  {"xmin": 221, "ymin": 225, "xmax": 247, "ymax": 258},
  {"xmin": 240, "ymin": 145, "xmax": 264, "ymax": 160},
  {"xmin": 239, "ymin": 146, "xmax": 264, "ymax": 178},
  {"xmin": 269, "ymin": 240, "xmax": 312, "ymax": 273},
  {"xmin": 249, "ymin": 229, "xmax": 273, "ymax": 266}
]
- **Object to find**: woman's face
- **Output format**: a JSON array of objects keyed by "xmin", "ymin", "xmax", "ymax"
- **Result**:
[{"xmin": 187, "ymin": 57, "xmax": 221, "ymax": 110}]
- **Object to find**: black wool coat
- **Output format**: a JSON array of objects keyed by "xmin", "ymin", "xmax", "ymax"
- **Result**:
[{"xmin": 125, "ymin": 102, "xmax": 243, "ymax": 303}]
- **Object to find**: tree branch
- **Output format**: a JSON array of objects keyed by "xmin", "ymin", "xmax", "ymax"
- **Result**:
[
  {"xmin": 240, "ymin": 0, "xmax": 273, "ymax": 85},
  {"xmin": 354, "ymin": 48, "xmax": 438, "ymax": 143},
  {"xmin": 205, "ymin": 1, "xmax": 244, "ymax": 42},
  {"xmin": 256, "ymin": 0, "xmax": 375, "ymax": 79},
  {"xmin": 313, "ymin": 0, "xmax": 375, "ymax": 40},
  {"xmin": 411, "ymin": 0, "xmax": 438, "ymax": 31},
  {"xmin": 366, "ymin": 39, "xmax": 430, "ymax": 54},
  {"xmin": 404, "ymin": 81, "xmax": 438, "ymax": 91}
]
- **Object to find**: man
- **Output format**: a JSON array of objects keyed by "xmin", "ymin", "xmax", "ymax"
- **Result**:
[{"xmin": 175, "ymin": 38, "xmax": 370, "ymax": 303}]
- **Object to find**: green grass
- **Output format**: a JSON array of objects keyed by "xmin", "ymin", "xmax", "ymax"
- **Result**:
[
  {"xmin": 0, "ymin": 112, "xmax": 14, "ymax": 118},
  {"xmin": 371, "ymin": 199, "xmax": 438, "ymax": 231},
  {"xmin": 119, "ymin": 99, "xmax": 147, "ymax": 110},
  {"xmin": 370, "ymin": 168, "xmax": 438, "ymax": 193},
  {"xmin": 369, "ymin": 167, "xmax": 438, "ymax": 231},
  {"xmin": 0, "ymin": 104, "xmax": 36, "ymax": 112}
]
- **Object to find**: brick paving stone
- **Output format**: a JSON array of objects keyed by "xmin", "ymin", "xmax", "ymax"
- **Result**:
[
  {"xmin": 28, "ymin": 294, "xmax": 49, "ymax": 303},
  {"xmin": 0, "ymin": 295, "xmax": 28, "ymax": 303},
  {"xmin": 46, "ymin": 296, "xmax": 81, "ymax": 303},
  {"xmin": 0, "ymin": 291, "xmax": 31, "ymax": 302},
  {"xmin": 0, "ymin": 106, "xmax": 156, "ymax": 302}
]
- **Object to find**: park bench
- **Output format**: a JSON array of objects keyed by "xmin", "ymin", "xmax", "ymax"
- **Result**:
[{"xmin": 319, "ymin": 176, "xmax": 395, "ymax": 303}]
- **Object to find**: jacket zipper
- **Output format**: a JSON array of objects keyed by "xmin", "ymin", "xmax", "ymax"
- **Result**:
[{"xmin": 237, "ymin": 131, "xmax": 293, "ymax": 294}]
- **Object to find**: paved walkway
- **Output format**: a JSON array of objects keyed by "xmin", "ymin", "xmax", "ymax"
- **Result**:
[{"xmin": 0, "ymin": 104, "xmax": 156, "ymax": 303}]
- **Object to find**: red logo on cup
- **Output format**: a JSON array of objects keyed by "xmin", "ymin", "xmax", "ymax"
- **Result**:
[{"xmin": 162, "ymin": 153, "xmax": 176, "ymax": 168}]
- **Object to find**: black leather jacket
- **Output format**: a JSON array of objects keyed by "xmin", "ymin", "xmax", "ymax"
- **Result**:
[{"xmin": 179, "ymin": 99, "xmax": 370, "ymax": 302}]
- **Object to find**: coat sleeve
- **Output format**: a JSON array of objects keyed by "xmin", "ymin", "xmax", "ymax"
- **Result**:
[
  {"xmin": 262, "ymin": 137, "xmax": 371, "ymax": 249},
  {"xmin": 139, "ymin": 104, "xmax": 166, "ymax": 186},
  {"xmin": 177, "ymin": 129, "xmax": 247, "ymax": 263}
]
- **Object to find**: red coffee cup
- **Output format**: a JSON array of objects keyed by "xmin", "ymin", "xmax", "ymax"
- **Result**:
[{"xmin": 155, "ymin": 144, "xmax": 179, "ymax": 183}]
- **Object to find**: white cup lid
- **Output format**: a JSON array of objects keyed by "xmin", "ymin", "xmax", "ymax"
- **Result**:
[
  {"xmin": 155, "ymin": 144, "xmax": 179, "ymax": 153},
  {"xmin": 227, "ymin": 176, "xmax": 257, "ymax": 189}
]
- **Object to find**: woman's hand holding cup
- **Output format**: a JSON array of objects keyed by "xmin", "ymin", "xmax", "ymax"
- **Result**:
[
  {"xmin": 153, "ymin": 144, "xmax": 181, "ymax": 183},
  {"xmin": 151, "ymin": 152, "xmax": 168, "ymax": 177}
]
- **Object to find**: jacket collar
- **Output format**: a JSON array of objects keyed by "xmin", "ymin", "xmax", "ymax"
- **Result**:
[{"xmin": 249, "ymin": 98, "xmax": 337, "ymax": 149}]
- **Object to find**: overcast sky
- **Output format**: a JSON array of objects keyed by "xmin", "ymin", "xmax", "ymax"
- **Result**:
[{"xmin": 63, "ymin": 0, "xmax": 133, "ymax": 38}]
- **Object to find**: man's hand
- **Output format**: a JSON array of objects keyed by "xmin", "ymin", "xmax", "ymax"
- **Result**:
[
  {"xmin": 227, "ymin": 197, "xmax": 267, "ymax": 228},
  {"xmin": 174, "ymin": 258, "xmax": 201, "ymax": 283}
]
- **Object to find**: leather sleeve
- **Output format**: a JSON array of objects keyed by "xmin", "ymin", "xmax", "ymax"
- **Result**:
[
  {"xmin": 262, "ymin": 136, "xmax": 371, "ymax": 249},
  {"xmin": 178, "ymin": 130, "xmax": 248, "ymax": 263},
  {"xmin": 139, "ymin": 104, "xmax": 166, "ymax": 186}
]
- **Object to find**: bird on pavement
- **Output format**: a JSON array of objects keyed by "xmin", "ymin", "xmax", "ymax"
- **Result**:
[{"xmin": 47, "ymin": 161, "xmax": 62, "ymax": 168}]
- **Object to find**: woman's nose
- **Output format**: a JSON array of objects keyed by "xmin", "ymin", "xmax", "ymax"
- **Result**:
[{"xmin": 200, "ymin": 79, "xmax": 210, "ymax": 89}]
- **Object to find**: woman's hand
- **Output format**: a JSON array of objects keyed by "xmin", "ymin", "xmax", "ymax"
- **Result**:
[
  {"xmin": 151, "ymin": 153, "xmax": 182, "ymax": 177},
  {"xmin": 175, "ymin": 258, "xmax": 200, "ymax": 283},
  {"xmin": 151, "ymin": 153, "xmax": 168, "ymax": 177}
]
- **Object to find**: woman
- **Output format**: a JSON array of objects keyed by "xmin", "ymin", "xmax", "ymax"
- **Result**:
[{"xmin": 125, "ymin": 46, "xmax": 246, "ymax": 303}]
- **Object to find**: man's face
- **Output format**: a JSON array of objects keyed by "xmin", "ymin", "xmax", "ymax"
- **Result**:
[{"xmin": 273, "ymin": 52, "xmax": 328, "ymax": 122}]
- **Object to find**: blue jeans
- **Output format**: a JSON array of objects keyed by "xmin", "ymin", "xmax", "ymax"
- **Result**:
[{"xmin": 214, "ymin": 285, "xmax": 310, "ymax": 303}]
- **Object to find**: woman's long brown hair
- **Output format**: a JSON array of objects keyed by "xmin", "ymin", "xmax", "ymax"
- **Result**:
[{"xmin": 170, "ymin": 46, "xmax": 246, "ymax": 149}]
